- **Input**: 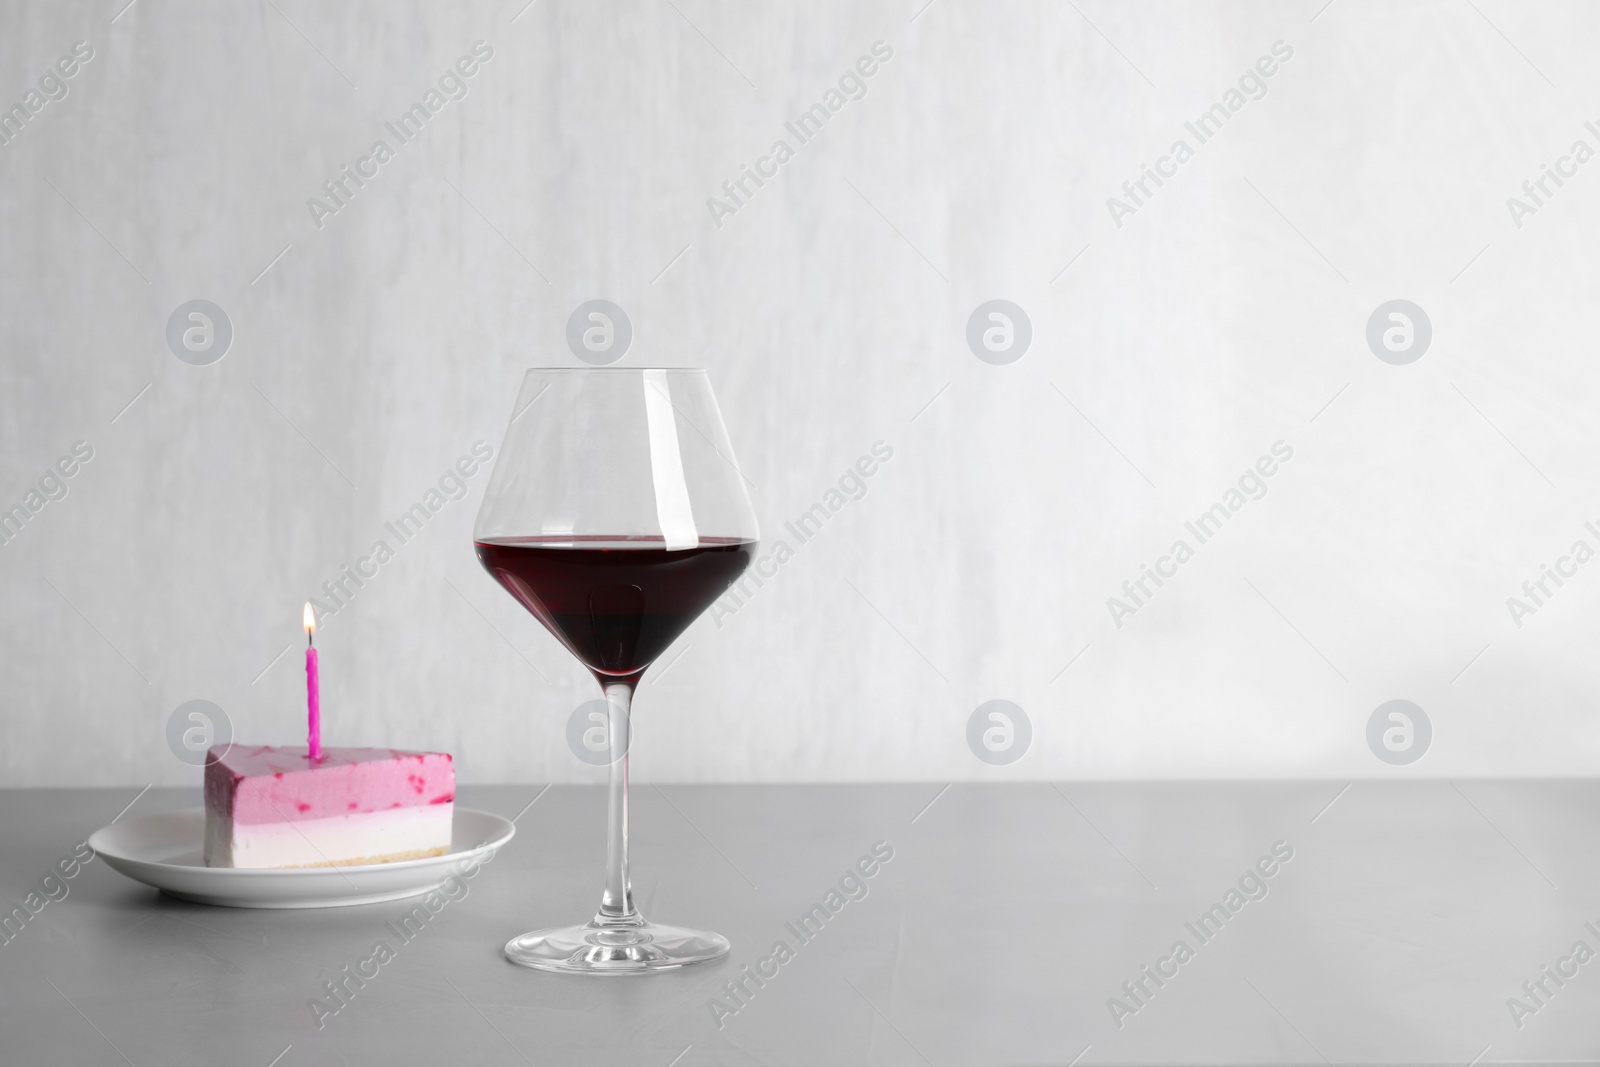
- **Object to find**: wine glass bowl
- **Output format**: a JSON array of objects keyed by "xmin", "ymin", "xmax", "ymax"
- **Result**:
[{"xmin": 474, "ymin": 369, "xmax": 758, "ymax": 974}]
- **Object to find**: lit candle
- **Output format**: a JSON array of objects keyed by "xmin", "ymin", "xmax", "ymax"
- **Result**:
[{"xmin": 304, "ymin": 601, "xmax": 322, "ymax": 762}]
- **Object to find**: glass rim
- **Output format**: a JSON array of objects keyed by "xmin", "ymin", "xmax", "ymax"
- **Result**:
[{"xmin": 521, "ymin": 367, "xmax": 709, "ymax": 374}]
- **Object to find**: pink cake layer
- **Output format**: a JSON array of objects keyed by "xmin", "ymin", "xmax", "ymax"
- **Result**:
[{"xmin": 205, "ymin": 745, "xmax": 454, "ymax": 826}]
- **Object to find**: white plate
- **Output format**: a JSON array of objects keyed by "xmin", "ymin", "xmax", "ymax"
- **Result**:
[{"xmin": 89, "ymin": 807, "xmax": 515, "ymax": 909}]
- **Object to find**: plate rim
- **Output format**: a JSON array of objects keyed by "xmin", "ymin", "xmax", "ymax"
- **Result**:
[{"xmin": 88, "ymin": 805, "xmax": 516, "ymax": 877}]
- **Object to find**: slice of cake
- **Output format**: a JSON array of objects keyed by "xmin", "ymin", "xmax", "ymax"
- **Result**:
[{"xmin": 204, "ymin": 745, "xmax": 454, "ymax": 869}]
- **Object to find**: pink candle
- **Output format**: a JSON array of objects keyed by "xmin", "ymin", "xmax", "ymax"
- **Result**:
[{"xmin": 304, "ymin": 601, "xmax": 322, "ymax": 761}]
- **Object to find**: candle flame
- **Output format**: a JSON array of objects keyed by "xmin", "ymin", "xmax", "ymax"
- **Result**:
[{"xmin": 303, "ymin": 601, "xmax": 317, "ymax": 636}]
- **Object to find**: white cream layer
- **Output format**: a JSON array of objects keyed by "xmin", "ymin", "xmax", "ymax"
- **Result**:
[{"xmin": 207, "ymin": 805, "xmax": 453, "ymax": 868}]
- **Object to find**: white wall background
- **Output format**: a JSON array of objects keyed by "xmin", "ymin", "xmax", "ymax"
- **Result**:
[{"xmin": 3, "ymin": 0, "xmax": 1597, "ymax": 786}]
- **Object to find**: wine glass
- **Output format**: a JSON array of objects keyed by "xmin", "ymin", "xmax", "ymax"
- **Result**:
[{"xmin": 474, "ymin": 368, "xmax": 758, "ymax": 974}]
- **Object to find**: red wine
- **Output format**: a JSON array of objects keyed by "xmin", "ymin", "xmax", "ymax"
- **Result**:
[{"xmin": 474, "ymin": 536, "xmax": 755, "ymax": 683}]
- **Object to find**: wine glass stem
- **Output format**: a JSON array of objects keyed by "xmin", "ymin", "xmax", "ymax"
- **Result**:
[{"xmin": 598, "ymin": 680, "xmax": 637, "ymax": 924}]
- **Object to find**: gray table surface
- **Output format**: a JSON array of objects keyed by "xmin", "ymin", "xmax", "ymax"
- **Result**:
[{"xmin": 1, "ymin": 782, "xmax": 1596, "ymax": 1066}]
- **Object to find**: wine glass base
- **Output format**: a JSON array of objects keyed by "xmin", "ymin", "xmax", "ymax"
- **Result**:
[{"xmin": 504, "ymin": 915, "xmax": 730, "ymax": 975}]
